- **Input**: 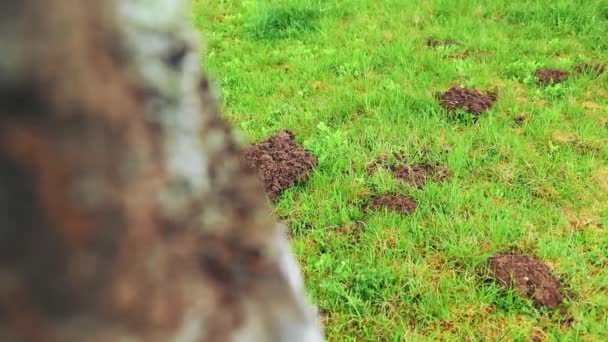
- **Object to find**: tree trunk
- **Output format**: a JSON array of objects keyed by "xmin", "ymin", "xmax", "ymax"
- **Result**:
[{"xmin": 0, "ymin": 0, "xmax": 322, "ymax": 341}]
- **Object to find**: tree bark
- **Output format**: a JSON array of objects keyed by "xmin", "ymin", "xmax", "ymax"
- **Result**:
[{"xmin": 0, "ymin": 0, "xmax": 322, "ymax": 341}]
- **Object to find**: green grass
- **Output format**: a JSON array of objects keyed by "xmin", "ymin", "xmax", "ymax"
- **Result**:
[{"xmin": 192, "ymin": 0, "xmax": 608, "ymax": 340}]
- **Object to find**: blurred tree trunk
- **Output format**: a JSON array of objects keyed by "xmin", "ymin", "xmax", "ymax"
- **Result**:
[{"xmin": 0, "ymin": 0, "xmax": 322, "ymax": 341}]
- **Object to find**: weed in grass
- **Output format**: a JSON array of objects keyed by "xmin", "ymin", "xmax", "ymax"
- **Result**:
[
  {"xmin": 246, "ymin": 5, "xmax": 320, "ymax": 40},
  {"xmin": 303, "ymin": 122, "xmax": 348, "ymax": 170}
]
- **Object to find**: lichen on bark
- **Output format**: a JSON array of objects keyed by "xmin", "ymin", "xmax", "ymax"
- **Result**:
[{"xmin": 0, "ymin": 0, "xmax": 323, "ymax": 340}]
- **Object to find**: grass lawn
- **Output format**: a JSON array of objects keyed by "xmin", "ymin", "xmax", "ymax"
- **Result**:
[{"xmin": 192, "ymin": 0, "xmax": 608, "ymax": 340}]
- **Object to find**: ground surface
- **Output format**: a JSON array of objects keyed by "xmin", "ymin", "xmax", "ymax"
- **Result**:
[
  {"xmin": 193, "ymin": 0, "xmax": 608, "ymax": 340},
  {"xmin": 244, "ymin": 130, "xmax": 317, "ymax": 200}
]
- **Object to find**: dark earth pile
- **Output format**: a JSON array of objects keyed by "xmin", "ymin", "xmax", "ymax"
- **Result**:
[
  {"xmin": 489, "ymin": 254, "xmax": 564, "ymax": 308},
  {"xmin": 244, "ymin": 130, "xmax": 317, "ymax": 200},
  {"xmin": 437, "ymin": 87, "xmax": 497, "ymax": 116},
  {"xmin": 513, "ymin": 114, "xmax": 527, "ymax": 126},
  {"xmin": 369, "ymin": 195, "xmax": 418, "ymax": 214},
  {"xmin": 391, "ymin": 163, "xmax": 451, "ymax": 189},
  {"xmin": 426, "ymin": 38, "xmax": 459, "ymax": 48},
  {"xmin": 534, "ymin": 69, "xmax": 570, "ymax": 86}
]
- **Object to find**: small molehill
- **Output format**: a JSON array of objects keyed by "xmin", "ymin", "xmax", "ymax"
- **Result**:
[
  {"xmin": 575, "ymin": 63, "xmax": 606, "ymax": 76},
  {"xmin": 513, "ymin": 114, "xmax": 527, "ymax": 126},
  {"xmin": 448, "ymin": 50, "xmax": 471, "ymax": 60},
  {"xmin": 369, "ymin": 195, "xmax": 417, "ymax": 214},
  {"xmin": 391, "ymin": 164, "xmax": 451, "ymax": 189},
  {"xmin": 426, "ymin": 38, "xmax": 459, "ymax": 48},
  {"xmin": 489, "ymin": 254, "xmax": 564, "ymax": 309},
  {"xmin": 244, "ymin": 130, "xmax": 317, "ymax": 200},
  {"xmin": 534, "ymin": 69, "xmax": 570, "ymax": 86},
  {"xmin": 437, "ymin": 87, "xmax": 497, "ymax": 116}
]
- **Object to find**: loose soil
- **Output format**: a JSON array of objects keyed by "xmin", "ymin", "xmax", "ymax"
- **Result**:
[
  {"xmin": 391, "ymin": 163, "xmax": 451, "ymax": 189},
  {"xmin": 365, "ymin": 154, "xmax": 391, "ymax": 175},
  {"xmin": 335, "ymin": 222, "xmax": 365, "ymax": 244},
  {"xmin": 369, "ymin": 195, "xmax": 418, "ymax": 214},
  {"xmin": 574, "ymin": 63, "xmax": 606, "ymax": 76},
  {"xmin": 488, "ymin": 254, "xmax": 564, "ymax": 309},
  {"xmin": 437, "ymin": 87, "xmax": 497, "ymax": 116},
  {"xmin": 448, "ymin": 50, "xmax": 471, "ymax": 60},
  {"xmin": 534, "ymin": 69, "xmax": 570, "ymax": 86},
  {"xmin": 243, "ymin": 130, "xmax": 317, "ymax": 200},
  {"xmin": 426, "ymin": 38, "xmax": 459, "ymax": 48},
  {"xmin": 513, "ymin": 114, "xmax": 527, "ymax": 126}
]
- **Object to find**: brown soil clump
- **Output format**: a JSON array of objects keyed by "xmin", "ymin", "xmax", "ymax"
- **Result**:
[
  {"xmin": 426, "ymin": 38, "xmax": 459, "ymax": 48},
  {"xmin": 369, "ymin": 195, "xmax": 417, "ymax": 214},
  {"xmin": 244, "ymin": 130, "xmax": 317, "ymax": 200},
  {"xmin": 365, "ymin": 154, "xmax": 391, "ymax": 175},
  {"xmin": 514, "ymin": 114, "xmax": 527, "ymax": 126},
  {"xmin": 489, "ymin": 254, "xmax": 564, "ymax": 308},
  {"xmin": 448, "ymin": 50, "xmax": 471, "ymax": 60},
  {"xmin": 391, "ymin": 164, "xmax": 451, "ymax": 189},
  {"xmin": 575, "ymin": 63, "xmax": 606, "ymax": 76},
  {"xmin": 534, "ymin": 69, "xmax": 570, "ymax": 86},
  {"xmin": 437, "ymin": 87, "xmax": 497, "ymax": 116}
]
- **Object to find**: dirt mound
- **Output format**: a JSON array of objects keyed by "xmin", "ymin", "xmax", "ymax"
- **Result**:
[
  {"xmin": 244, "ymin": 130, "xmax": 317, "ymax": 200},
  {"xmin": 369, "ymin": 195, "xmax": 417, "ymax": 214},
  {"xmin": 426, "ymin": 38, "xmax": 459, "ymax": 48},
  {"xmin": 391, "ymin": 164, "xmax": 451, "ymax": 189},
  {"xmin": 365, "ymin": 157, "xmax": 389, "ymax": 175},
  {"xmin": 575, "ymin": 63, "xmax": 605, "ymax": 76},
  {"xmin": 437, "ymin": 87, "xmax": 497, "ymax": 116},
  {"xmin": 489, "ymin": 254, "xmax": 564, "ymax": 308},
  {"xmin": 534, "ymin": 69, "xmax": 570, "ymax": 86},
  {"xmin": 513, "ymin": 114, "xmax": 527, "ymax": 126},
  {"xmin": 448, "ymin": 50, "xmax": 471, "ymax": 60}
]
